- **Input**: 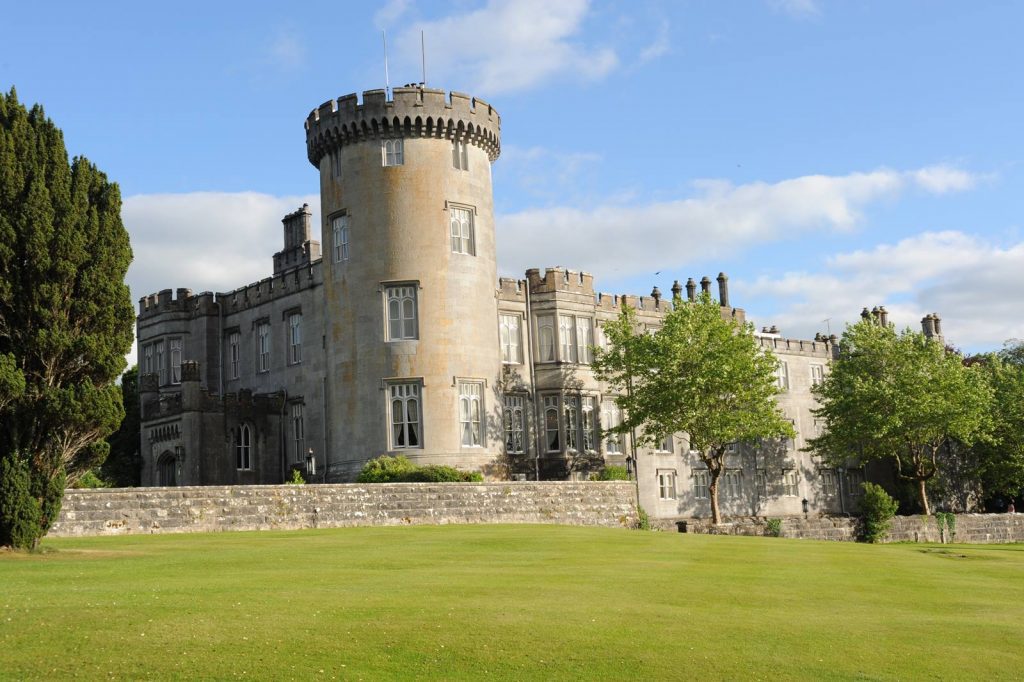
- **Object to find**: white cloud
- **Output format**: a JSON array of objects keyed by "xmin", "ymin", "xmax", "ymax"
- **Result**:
[
  {"xmin": 495, "ymin": 165, "xmax": 979, "ymax": 280},
  {"xmin": 268, "ymin": 31, "xmax": 306, "ymax": 70},
  {"xmin": 639, "ymin": 21, "xmax": 671, "ymax": 63},
  {"xmin": 769, "ymin": 0, "xmax": 821, "ymax": 19},
  {"xmin": 396, "ymin": 0, "xmax": 617, "ymax": 94},
  {"xmin": 123, "ymin": 191, "xmax": 320, "ymax": 304},
  {"xmin": 910, "ymin": 164, "xmax": 977, "ymax": 194},
  {"xmin": 735, "ymin": 231, "xmax": 1024, "ymax": 351},
  {"xmin": 375, "ymin": 0, "xmax": 411, "ymax": 29}
]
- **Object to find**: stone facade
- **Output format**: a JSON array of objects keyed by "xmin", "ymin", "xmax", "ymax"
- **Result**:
[
  {"xmin": 49, "ymin": 483, "xmax": 637, "ymax": 537},
  {"xmin": 135, "ymin": 86, "xmax": 940, "ymax": 521}
]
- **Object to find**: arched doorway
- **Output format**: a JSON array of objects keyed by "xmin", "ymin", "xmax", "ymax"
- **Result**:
[{"xmin": 157, "ymin": 451, "xmax": 177, "ymax": 487}]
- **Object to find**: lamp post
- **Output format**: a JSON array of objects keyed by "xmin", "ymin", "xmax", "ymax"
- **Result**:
[{"xmin": 174, "ymin": 445, "xmax": 184, "ymax": 486}]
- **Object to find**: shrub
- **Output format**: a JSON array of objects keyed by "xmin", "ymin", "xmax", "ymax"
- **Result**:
[
  {"xmin": 287, "ymin": 469, "xmax": 305, "ymax": 485},
  {"xmin": 595, "ymin": 466, "xmax": 629, "ymax": 481},
  {"xmin": 935, "ymin": 511, "xmax": 956, "ymax": 543},
  {"xmin": 71, "ymin": 470, "xmax": 109, "ymax": 489},
  {"xmin": 859, "ymin": 482, "xmax": 899, "ymax": 543},
  {"xmin": 357, "ymin": 456, "xmax": 483, "ymax": 483},
  {"xmin": 636, "ymin": 506, "xmax": 651, "ymax": 531},
  {"xmin": 765, "ymin": 518, "xmax": 783, "ymax": 537},
  {"xmin": 0, "ymin": 454, "xmax": 42, "ymax": 550},
  {"xmin": 357, "ymin": 455, "xmax": 418, "ymax": 483}
]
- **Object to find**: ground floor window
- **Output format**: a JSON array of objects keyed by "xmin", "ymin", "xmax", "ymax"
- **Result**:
[
  {"xmin": 458, "ymin": 381, "xmax": 484, "ymax": 447},
  {"xmin": 820, "ymin": 469, "xmax": 838, "ymax": 496},
  {"xmin": 783, "ymin": 470, "xmax": 800, "ymax": 497},
  {"xmin": 658, "ymin": 469, "xmax": 677, "ymax": 500},
  {"xmin": 158, "ymin": 453, "xmax": 177, "ymax": 486},
  {"xmin": 389, "ymin": 382, "xmax": 422, "ymax": 449},
  {"xmin": 694, "ymin": 470, "xmax": 709, "ymax": 499},
  {"xmin": 234, "ymin": 424, "xmax": 252, "ymax": 470},
  {"xmin": 846, "ymin": 469, "xmax": 865, "ymax": 498},
  {"xmin": 724, "ymin": 470, "xmax": 742, "ymax": 499},
  {"xmin": 503, "ymin": 394, "xmax": 526, "ymax": 454}
]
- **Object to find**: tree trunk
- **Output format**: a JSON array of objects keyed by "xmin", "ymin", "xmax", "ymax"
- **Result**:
[
  {"xmin": 918, "ymin": 477, "xmax": 931, "ymax": 516},
  {"xmin": 709, "ymin": 473, "xmax": 721, "ymax": 525}
]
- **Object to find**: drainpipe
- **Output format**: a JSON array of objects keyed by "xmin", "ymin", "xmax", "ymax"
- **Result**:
[
  {"xmin": 279, "ymin": 389, "xmax": 288, "ymax": 483},
  {"xmin": 525, "ymin": 279, "xmax": 541, "ymax": 481},
  {"xmin": 215, "ymin": 298, "xmax": 224, "ymax": 399}
]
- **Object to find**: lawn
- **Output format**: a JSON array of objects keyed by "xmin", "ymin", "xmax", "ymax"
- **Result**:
[{"xmin": 1, "ymin": 526, "xmax": 1022, "ymax": 680}]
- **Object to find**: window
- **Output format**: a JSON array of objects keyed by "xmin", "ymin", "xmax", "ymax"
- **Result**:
[
  {"xmin": 452, "ymin": 139, "xmax": 468, "ymax": 170},
  {"xmin": 537, "ymin": 315, "xmax": 556, "ymax": 362},
  {"xmin": 783, "ymin": 418, "xmax": 797, "ymax": 451},
  {"xmin": 235, "ymin": 424, "xmax": 252, "ymax": 470},
  {"xmin": 256, "ymin": 322, "xmax": 271, "ymax": 372},
  {"xmin": 169, "ymin": 338, "xmax": 182, "ymax": 384},
  {"xmin": 694, "ymin": 470, "xmax": 710, "ymax": 499},
  {"xmin": 601, "ymin": 401, "xmax": 623, "ymax": 454},
  {"xmin": 846, "ymin": 469, "xmax": 865, "ymax": 497},
  {"xmin": 450, "ymin": 206, "xmax": 475, "ymax": 255},
  {"xmin": 810, "ymin": 364, "xmax": 825, "ymax": 386},
  {"xmin": 503, "ymin": 395, "xmax": 526, "ymax": 454},
  {"xmin": 288, "ymin": 313, "xmax": 302, "ymax": 364},
  {"xmin": 724, "ymin": 470, "xmax": 742, "ymax": 499},
  {"xmin": 575, "ymin": 317, "xmax": 593, "ymax": 364},
  {"xmin": 330, "ymin": 150, "xmax": 342, "ymax": 178},
  {"xmin": 386, "ymin": 285, "xmax": 418, "ymax": 340},
  {"xmin": 458, "ymin": 381, "xmax": 484, "ymax": 447},
  {"xmin": 143, "ymin": 343, "xmax": 154, "ymax": 376},
  {"xmin": 499, "ymin": 314, "xmax": 522, "ymax": 363},
  {"xmin": 658, "ymin": 470, "xmax": 677, "ymax": 500},
  {"xmin": 783, "ymin": 470, "xmax": 799, "ymax": 497},
  {"xmin": 756, "ymin": 470, "xmax": 768, "ymax": 498},
  {"xmin": 389, "ymin": 382, "xmax": 421, "ymax": 449},
  {"xmin": 292, "ymin": 404, "xmax": 305, "ymax": 463},
  {"xmin": 333, "ymin": 215, "xmax": 349, "ymax": 262},
  {"xmin": 559, "ymin": 315, "xmax": 576, "ymax": 363},
  {"xmin": 776, "ymin": 361, "xmax": 790, "ymax": 391},
  {"xmin": 544, "ymin": 396, "xmax": 560, "ymax": 452},
  {"xmin": 382, "ymin": 138, "xmax": 403, "ymax": 166},
  {"xmin": 581, "ymin": 397, "xmax": 597, "ymax": 452},
  {"xmin": 155, "ymin": 341, "xmax": 166, "ymax": 385},
  {"xmin": 563, "ymin": 395, "xmax": 579, "ymax": 451},
  {"xmin": 656, "ymin": 434, "xmax": 674, "ymax": 453},
  {"xmin": 228, "ymin": 332, "xmax": 240, "ymax": 379},
  {"xmin": 821, "ymin": 469, "xmax": 837, "ymax": 496}
]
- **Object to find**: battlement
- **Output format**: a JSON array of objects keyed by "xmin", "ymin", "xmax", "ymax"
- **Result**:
[
  {"xmin": 139, "ymin": 261, "xmax": 323, "ymax": 319},
  {"xmin": 526, "ymin": 267, "xmax": 595, "ymax": 295},
  {"xmin": 757, "ymin": 334, "xmax": 835, "ymax": 358},
  {"xmin": 305, "ymin": 86, "xmax": 501, "ymax": 167},
  {"xmin": 497, "ymin": 277, "xmax": 525, "ymax": 301}
]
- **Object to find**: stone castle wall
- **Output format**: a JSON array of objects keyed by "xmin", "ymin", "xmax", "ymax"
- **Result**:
[
  {"xmin": 49, "ymin": 482, "xmax": 638, "ymax": 537},
  {"xmin": 668, "ymin": 513, "xmax": 1024, "ymax": 544}
]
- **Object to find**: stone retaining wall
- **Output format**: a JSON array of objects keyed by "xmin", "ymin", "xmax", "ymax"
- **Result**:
[
  {"xmin": 49, "ymin": 482, "xmax": 638, "ymax": 537},
  {"xmin": 661, "ymin": 513, "xmax": 1024, "ymax": 543}
]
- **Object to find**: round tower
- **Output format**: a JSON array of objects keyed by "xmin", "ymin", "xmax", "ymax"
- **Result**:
[{"xmin": 305, "ymin": 86, "xmax": 502, "ymax": 479}]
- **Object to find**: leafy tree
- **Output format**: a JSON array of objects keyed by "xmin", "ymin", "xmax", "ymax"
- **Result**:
[
  {"xmin": 594, "ymin": 293, "xmax": 794, "ymax": 524},
  {"xmin": 0, "ymin": 88, "xmax": 134, "ymax": 548},
  {"xmin": 808, "ymin": 320, "xmax": 990, "ymax": 516},
  {"xmin": 100, "ymin": 366, "xmax": 141, "ymax": 487},
  {"xmin": 961, "ymin": 351, "xmax": 1024, "ymax": 503}
]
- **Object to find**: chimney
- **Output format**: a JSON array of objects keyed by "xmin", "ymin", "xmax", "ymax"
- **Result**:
[
  {"xmin": 922, "ymin": 314, "xmax": 936, "ymax": 338},
  {"xmin": 933, "ymin": 313, "xmax": 943, "ymax": 337},
  {"xmin": 716, "ymin": 272, "xmax": 730, "ymax": 308},
  {"xmin": 650, "ymin": 286, "xmax": 661, "ymax": 307},
  {"xmin": 671, "ymin": 280, "xmax": 682, "ymax": 300},
  {"xmin": 685, "ymin": 278, "xmax": 696, "ymax": 302},
  {"xmin": 878, "ymin": 305, "xmax": 888, "ymax": 326},
  {"xmin": 861, "ymin": 307, "xmax": 871, "ymax": 321},
  {"xmin": 700, "ymin": 276, "xmax": 711, "ymax": 296}
]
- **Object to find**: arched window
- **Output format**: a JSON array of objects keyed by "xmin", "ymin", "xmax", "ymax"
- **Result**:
[{"xmin": 235, "ymin": 424, "xmax": 252, "ymax": 470}]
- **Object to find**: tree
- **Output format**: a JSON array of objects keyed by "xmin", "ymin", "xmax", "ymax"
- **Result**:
[
  {"xmin": 594, "ymin": 293, "xmax": 794, "ymax": 524},
  {"xmin": 808, "ymin": 319, "xmax": 990, "ymax": 516},
  {"xmin": 0, "ymin": 88, "xmax": 134, "ymax": 548},
  {"xmin": 100, "ymin": 366, "xmax": 141, "ymax": 487}
]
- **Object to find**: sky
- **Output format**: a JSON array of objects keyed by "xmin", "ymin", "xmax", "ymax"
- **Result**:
[{"xmin": 3, "ymin": 0, "xmax": 1023, "ymax": 356}]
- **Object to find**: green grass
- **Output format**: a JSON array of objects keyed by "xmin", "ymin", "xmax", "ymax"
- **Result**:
[{"xmin": 2, "ymin": 527, "xmax": 1022, "ymax": 680}]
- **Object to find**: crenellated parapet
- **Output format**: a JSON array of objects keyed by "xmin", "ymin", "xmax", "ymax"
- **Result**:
[
  {"xmin": 497, "ymin": 277, "xmax": 526, "ymax": 302},
  {"xmin": 305, "ymin": 86, "xmax": 501, "ymax": 167},
  {"xmin": 757, "ymin": 334, "xmax": 836, "ymax": 358},
  {"xmin": 526, "ymin": 267, "xmax": 594, "ymax": 295}
]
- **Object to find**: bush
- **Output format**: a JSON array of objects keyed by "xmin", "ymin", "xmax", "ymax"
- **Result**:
[
  {"xmin": 636, "ymin": 506, "xmax": 651, "ymax": 530},
  {"xmin": 0, "ymin": 453, "xmax": 42, "ymax": 550},
  {"xmin": 357, "ymin": 456, "xmax": 483, "ymax": 483},
  {"xmin": 287, "ymin": 469, "xmax": 306, "ymax": 485},
  {"xmin": 765, "ymin": 518, "xmax": 783, "ymax": 537},
  {"xmin": 71, "ymin": 470, "xmax": 109, "ymax": 489},
  {"xmin": 357, "ymin": 455, "xmax": 418, "ymax": 483},
  {"xmin": 595, "ymin": 466, "xmax": 629, "ymax": 481},
  {"xmin": 859, "ymin": 482, "xmax": 899, "ymax": 543}
]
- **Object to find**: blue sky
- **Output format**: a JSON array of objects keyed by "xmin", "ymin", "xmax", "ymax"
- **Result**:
[{"xmin": 3, "ymin": 0, "xmax": 1023, "ymax": 353}]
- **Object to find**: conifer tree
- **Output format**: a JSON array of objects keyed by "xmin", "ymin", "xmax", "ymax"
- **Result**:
[{"xmin": 0, "ymin": 88, "xmax": 134, "ymax": 548}]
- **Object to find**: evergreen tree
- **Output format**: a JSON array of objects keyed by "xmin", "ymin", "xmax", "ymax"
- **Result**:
[
  {"xmin": 100, "ymin": 366, "xmax": 141, "ymax": 487},
  {"xmin": 594, "ymin": 293, "xmax": 794, "ymax": 524},
  {"xmin": 0, "ymin": 88, "xmax": 134, "ymax": 548}
]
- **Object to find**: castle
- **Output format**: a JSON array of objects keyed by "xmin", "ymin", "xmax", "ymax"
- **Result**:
[{"xmin": 136, "ymin": 85, "xmax": 939, "ymax": 519}]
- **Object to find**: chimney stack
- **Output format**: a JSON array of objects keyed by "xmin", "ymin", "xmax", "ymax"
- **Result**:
[
  {"xmin": 716, "ymin": 272, "xmax": 730, "ymax": 308},
  {"xmin": 685, "ymin": 278, "xmax": 696, "ymax": 302},
  {"xmin": 700, "ymin": 276, "xmax": 711, "ymax": 296}
]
